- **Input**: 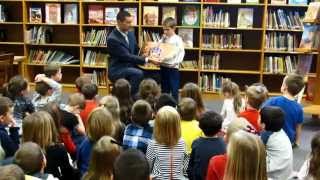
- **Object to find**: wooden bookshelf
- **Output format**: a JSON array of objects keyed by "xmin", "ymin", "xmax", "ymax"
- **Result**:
[{"xmin": 0, "ymin": 0, "xmax": 318, "ymax": 97}]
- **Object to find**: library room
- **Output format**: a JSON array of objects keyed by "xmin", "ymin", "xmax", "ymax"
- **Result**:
[{"xmin": 0, "ymin": 0, "xmax": 320, "ymax": 179}]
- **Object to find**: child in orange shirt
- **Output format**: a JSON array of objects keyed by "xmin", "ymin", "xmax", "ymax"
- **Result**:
[{"xmin": 80, "ymin": 83, "xmax": 98, "ymax": 128}]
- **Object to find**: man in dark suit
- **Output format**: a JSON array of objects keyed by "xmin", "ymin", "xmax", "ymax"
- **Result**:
[{"xmin": 107, "ymin": 11, "xmax": 159, "ymax": 96}]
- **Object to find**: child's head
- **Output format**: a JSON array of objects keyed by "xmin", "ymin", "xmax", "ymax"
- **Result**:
[
  {"xmin": 7, "ymin": 75, "xmax": 28, "ymax": 99},
  {"xmin": 112, "ymin": 79, "xmax": 132, "ymax": 103},
  {"xmin": 224, "ymin": 131, "xmax": 267, "ymax": 180},
  {"xmin": 75, "ymin": 76, "xmax": 91, "ymax": 92},
  {"xmin": 87, "ymin": 107, "xmax": 114, "ymax": 142},
  {"xmin": 131, "ymin": 100, "xmax": 152, "ymax": 126},
  {"xmin": 0, "ymin": 165, "xmax": 25, "ymax": 180},
  {"xmin": 81, "ymin": 83, "xmax": 98, "ymax": 100},
  {"xmin": 155, "ymin": 93, "xmax": 177, "ymax": 112},
  {"xmin": 22, "ymin": 111, "xmax": 59, "ymax": 149},
  {"xmin": 222, "ymin": 79, "xmax": 239, "ymax": 98},
  {"xmin": 260, "ymin": 106, "xmax": 284, "ymax": 132},
  {"xmin": 0, "ymin": 96, "xmax": 13, "ymax": 126},
  {"xmin": 35, "ymin": 81, "xmax": 52, "ymax": 97},
  {"xmin": 162, "ymin": 17, "xmax": 176, "ymax": 37},
  {"xmin": 44, "ymin": 64, "xmax": 62, "ymax": 82},
  {"xmin": 68, "ymin": 93, "xmax": 86, "ymax": 114},
  {"xmin": 138, "ymin": 79, "xmax": 161, "ymax": 109},
  {"xmin": 14, "ymin": 142, "xmax": 45, "ymax": 175},
  {"xmin": 281, "ymin": 73, "xmax": 304, "ymax": 96},
  {"xmin": 154, "ymin": 106, "xmax": 181, "ymax": 147},
  {"xmin": 199, "ymin": 110, "xmax": 223, "ymax": 137},
  {"xmin": 43, "ymin": 102, "xmax": 62, "ymax": 131},
  {"xmin": 245, "ymin": 85, "xmax": 268, "ymax": 110},
  {"xmin": 100, "ymin": 95, "xmax": 121, "ymax": 122},
  {"xmin": 178, "ymin": 97, "xmax": 196, "ymax": 121},
  {"xmin": 114, "ymin": 149, "xmax": 150, "ymax": 180},
  {"xmin": 84, "ymin": 136, "xmax": 121, "ymax": 180},
  {"xmin": 309, "ymin": 133, "xmax": 320, "ymax": 178},
  {"xmin": 181, "ymin": 83, "xmax": 205, "ymax": 111},
  {"xmin": 225, "ymin": 118, "xmax": 252, "ymax": 143}
]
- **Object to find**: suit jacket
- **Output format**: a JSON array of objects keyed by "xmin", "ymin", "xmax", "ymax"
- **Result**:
[{"xmin": 107, "ymin": 28, "xmax": 145, "ymax": 80}]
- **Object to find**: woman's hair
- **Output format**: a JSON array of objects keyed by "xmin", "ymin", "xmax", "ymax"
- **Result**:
[
  {"xmin": 83, "ymin": 136, "xmax": 121, "ymax": 180},
  {"xmin": 22, "ymin": 111, "xmax": 59, "ymax": 150},
  {"xmin": 154, "ymin": 106, "xmax": 181, "ymax": 147},
  {"xmin": 99, "ymin": 96, "xmax": 124, "ymax": 142},
  {"xmin": 309, "ymin": 133, "xmax": 320, "ymax": 178},
  {"xmin": 181, "ymin": 83, "xmax": 205, "ymax": 113},
  {"xmin": 4, "ymin": 75, "xmax": 28, "ymax": 100},
  {"xmin": 111, "ymin": 79, "xmax": 133, "ymax": 124},
  {"xmin": 138, "ymin": 79, "xmax": 161, "ymax": 109},
  {"xmin": 224, "ymin": 130, "xmax": 267, "ymax": 180},
  {"xmin": 222, "ymin": 79, "xmax": 243, "ymax": 114},
  {"xmin": 87, "ymin": 107, "xmax": 114, "ymax": 142}
]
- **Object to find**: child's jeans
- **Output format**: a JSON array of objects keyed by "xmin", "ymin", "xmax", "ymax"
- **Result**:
[{"xmin": 160, "ymin": 66, "xmax": 180, "ymax": 101}]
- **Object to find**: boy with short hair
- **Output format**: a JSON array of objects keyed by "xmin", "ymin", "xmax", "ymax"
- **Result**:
[
  {"xmin": 263, "ymin": 74, "xmax": 304, "ymax": 146},
  {"xmin": 113, "ymin": 149, "xmax": 150, "ymax": 180},
  {"xmin": 75, "ymin": 75, "xmax": 91, "ymax": 93},
  {"xmin": 79, "ymin": 83, "xmax": 98, "ymax": 128},
  {"xmin": 260, "ymin": 106, "xmax": 293, "ymax": 180},
  {"xmin": 0, "ymin": 164, "xmax": 25, "ymax": 180},
  {"xmin": 178, "ymin": 97, "xmax": 202, "ymax": 154},
  {"xmin": 155, "ymin": 93, "xmax": 177, "ymax": 112},
  {"xmin": 159, "ymin": 17, "xmax": 185, "ymax": 101},
  {"xmin": 14, "ymin": 142, "xmax": 57, "ymax": 180},
  {"xmin": 122, "ymin": 100, "xmax": 153, "ymax": 154},
  {"xmin": 32, "ymin": 82, "xmax": 53, "ymax": 110},
  {"xmin": 0, "ymin": 97, "xmax": 19, "ymax": 158},
  {"xmin": 188, "ymin": 110, "xmax": 226, "ymax": 180}
]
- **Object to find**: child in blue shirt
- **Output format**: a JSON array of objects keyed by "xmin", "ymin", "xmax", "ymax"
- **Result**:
[
  {"xmin": 263, "ymin": 74, "xmax": 304, "ymax": 146},
  {"xmin": 123, "ymin": 100, "xmax": 153, "ymax": 154}
]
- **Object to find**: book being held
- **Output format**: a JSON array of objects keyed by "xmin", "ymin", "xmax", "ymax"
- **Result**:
[{"xmin": 141, "ymin": 41, "xmax": 178, "ymax": 61}]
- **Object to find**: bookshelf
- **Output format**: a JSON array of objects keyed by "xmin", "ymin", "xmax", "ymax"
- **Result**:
[{"xmin": 0, "ymin": 0, "xmax": 319, "ymax": 98}]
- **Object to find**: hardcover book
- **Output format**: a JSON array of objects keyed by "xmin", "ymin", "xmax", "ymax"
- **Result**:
[
  {"xmin": 124, "ymin": 7, "xmax": 137, "ymax": 25},
  {"xmin": 45, "ymin": 3, "xmax": 61, "ymax": 24},
  {"xmin": 237, "ymin": 8, "xmax": 254, "ymax": 28},
  {"xmin": 105, "ymin": 7, "xmax": 120, "ymax": 25},
  {"xmin": 88, "ymin": 5, "xmax": 104, "ymax": 24},
  {"xmin": 30, "ymin": 7, "xmax": 42, "ymax": 23},
  {"xmin": 143, "ymin": 6, "xmax": 159, "ymax": 25},
  {"xmin": 304, "ymin": 2, "xmax": 320, "ymax": 21},
  {"xmin": 162, "ymin": 6, "xmax": 176, "ymax": 23},
  {"xmin": 178, "ymin": 28, "xmax": 193, "ymax": 48},
  {"xmin": 182, "ymin": 5, "xmax": 200, "ymax": 26},
  {"xmin": 299, "ymin": 25, "xmax": 320, "ymax": 50},
  {"xmin": 64, "ymin": 4, "xmax": 77, "ymax": 24}
]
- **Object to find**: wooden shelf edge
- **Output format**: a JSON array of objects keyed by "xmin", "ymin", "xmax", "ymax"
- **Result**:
[{"xmin": 200, "ymin": 69, "xmax": 260, "ymax": 74}]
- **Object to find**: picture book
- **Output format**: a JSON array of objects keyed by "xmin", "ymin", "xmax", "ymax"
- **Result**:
[
  {"xmin": 30, "ymin": 7, "xmax": 42, "ymax": 23},
  {"xmin": 0, "ymin": 4, "xmax": 7, "ymax": 22},
  {"xmin": 64, "ymin": 4, "xmax": 77, "ymax": 24},
  {"xmin": 299, "ymin": 24, "xmax": 320, "ymax": 50},
  {"xmin": 105, "ymin": 7, "xmax": 120, "ymax": 25},
  {"xmin": 143, "ymin": 6, "xmax": 159, "ymax": 25},
  {"xmin": 88, "ymin": 5, "xmax": 104, "ymax": 24},
  {"xmin": 178, "ymin": 28, "xmax": 193, "ymax": 48},
  {"xmin": 124, "ymin": 7, "xmax": 137, "ymax": 25},
  {"xmin": 237, "ymin": 8, "xmax": 254, "ymax": 28},
  {"xmin": 304, "ymin": 2, "xmax": 320, "ymax": 21},
  {"xmin": 182, "ymin": 5, "xmax": 200, "ymax": 26},
  {"xmin": 162, "ymin": 6, "xmax": 176, "ymax": 24},
  {"xmin": 45, "ymin": 3, "xmax": 61, "ymax": 24}
]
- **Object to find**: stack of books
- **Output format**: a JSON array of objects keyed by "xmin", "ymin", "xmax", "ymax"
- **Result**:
[
  {"xmin": 265, "ymin": 32, "xmax": 299, "ymax": 51},
  {"xmin": 267, "ymin": 10, "xmax": 303, "ymax": 30},
  {"xmin": 264, "ymin": 55, "xmax": 298, "ymax": 74}
]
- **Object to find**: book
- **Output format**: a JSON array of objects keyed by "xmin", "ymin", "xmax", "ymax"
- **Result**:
[
  {"xmin": 227, "ymin": 0, "xmax": 241, "ymax": 4},
  {"xmin": 237, "ymin": 8, "xmax": 253, "ymax": 28},
  {"xmin": 29, "ymin": 49, "xmax": 79, "ymax": 65},
  {"xmin": 202, "ymin": 33, "xmax": 242, "ymax": 49},
  {"xmin": 84, "ymin": 50, "xmax": 108, "ymax": 66},
  {"xmin": 246, "ymin": 0, "xmax": 259, "ymax": 4},
  {"xmin": 83, "ymin": 70, "xmax": 107, "ymax": 86},
  {"xmin": 88, "ymin": 5, "xmax": 104, "ymax": 24},
  {"xmin": 64, "ymin": 4, "xmax": 77, "ymax": 24},
  {"xmin": 26, "ymin": 26, "xmax": 53, "ymax": 44},
  {"xmin": 162, "ymin": 6, "xmax": 176, "ymax": 24},
  {"xmin": 82, "ymin": 28, "xmax": 109, "ymax": 46},
  {"xmin": 158, "ymin": 0, "xmax": 178, "ymax": 2},
  {"xmin": 0, "ymin": 4, "xmax": 7, "ymax": 22},
  {"xmin": 143, "ymin": 6, "xmax": 159, "ymax": 25},
  {"xmin": 299, "ymin": 25, "xmax": 320, "ymax": 50},
  {"xmin": 264, "ymin": 55, "xmax": 298, "ymax": 74},
  {"xmin": 200, "ymin": 73, "xmax": 224, "ymax": 92},
  {"xmin": 297, "ymin": 55, "xmax": 313, "ymax": 76},
  {"xmin": 105, "ymin": 7, "xmax": 120, "ymax": 25},
  {"xmin": 271, "ymin": 0, "xmax": 286, "ymax": 4},
  {"xmin": 288, "ymin": 0, "xmax": 307, "ymax": 5},
  {"xmin": 178, "ymin": 28, "xmax": 193, "ymax": 48},
  {"xmin": 124, "ymin": 7, "xmax": 137, "ymax": 25},
  {"xmin": 267, "ymin": 10, "xmax": 303, "ymax": 30},
  {"xmin": 180, "ymin": 60, "xmax": 198, "ymax": 69},
  {"xmin": 182, "ymin": 5, "xmax": 200, "ymax": 26},
  {"xmin": 45, "ymin": 3, "xmax": 61, "ymax": 24},
  {"xmin": 201, "ymin": 54, "xmax": 220, "ymax": 70},
  {"xmin": 304, "ymin": 2, "xmax": 320, "ymax": 22},
  {"xmin": 203, "ymin": 7, "xmax": 230, "ymax": 27},
  {"xmin": 29, "ymin": 7, "xmax": 42, "ymax": 23},
  {"xmin": 265, "ymin": 32, "xmax": 299, "ymax": 51}
]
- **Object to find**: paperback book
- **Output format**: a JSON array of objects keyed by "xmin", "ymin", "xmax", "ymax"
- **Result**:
[
  {"xmin": 64, "ymin": 4, "xmax": 77, "ymax": 24},
  {"xmin": 105, "ymin": 7, "xmax": 120, "ymax": 25},
  {"xmin": 30, "ymin": 7, "xmax": 42, "ymax": 23},
  {"xmin": 45, "ymin": 3, "xmax": 61, "ymax": 24},
  {"xmin": 88, "ymin": 5, "xmax": 104, "ymax": 24},
  {"xmin": 143, "ymin": 6, "xmax": 159, "ymax": 25},
  {"xmin": 182, "ymin": 5, "xmax": 200, "ymax": 26},
  {"xmin": 237, "ymin": 8, "xmax": 254, "ymax": 28}
]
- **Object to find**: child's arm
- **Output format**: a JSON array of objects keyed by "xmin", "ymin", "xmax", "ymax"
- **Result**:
[
  {"xmin": 35, "ymin": 74, "xmax": 62, "ymax": 103},
  {"xmin": 295, "ymin": 124, "xmax": 302, "ymax": 146},
  {"xmin": 74, "ymin": 114, "xmax": 86, "ymax": 135}
]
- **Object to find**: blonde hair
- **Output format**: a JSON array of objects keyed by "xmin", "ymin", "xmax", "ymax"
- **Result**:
[
  {"xmin": 225, "ymin": 117, "xmax": 251, "ymax": 141},
  {"xmin": 245, "ymin": 85, "xmax": 268, "ymax": 110},
  {"xmin": 224, "ymin": 130, "xmax": 267, "ymax": 180},
  {"xmin": 87, "ymin": 107, "xmax": 114, "ymax": 142},
  {"xmin": 222, "ymin": 79, "xmax": 243, "ymax": 114},
  {"xmin": 154, "ymin": 106, "xmax": 181, "ymax": 147},
  {"xmin": 68, "ymin": 93, "xmax": 85, "ymax": 109},
  {"xmin": 83, "ymin": 136, "xmax": 121, "ymax": 180},
  {"xmin": 22, "ymin": 111, "xmax": 59, "ymax": 150}
]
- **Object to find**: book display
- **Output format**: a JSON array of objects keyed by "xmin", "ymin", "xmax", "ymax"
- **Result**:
[{"xmin": 1, "ymin": 0, "xmax": 319, "ymax": 98}]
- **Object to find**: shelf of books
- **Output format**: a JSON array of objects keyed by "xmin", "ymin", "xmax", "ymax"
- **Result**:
[{"xmin": 0, "ymin": 0, "xmax": 319, "ymax": 96}]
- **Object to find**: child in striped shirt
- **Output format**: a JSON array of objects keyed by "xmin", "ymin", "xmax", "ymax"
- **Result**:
[{"xmin": 146, "ymin": 106, "xmax": 189, "ymax": 180}]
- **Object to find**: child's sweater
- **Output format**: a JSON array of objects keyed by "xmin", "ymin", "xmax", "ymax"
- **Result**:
[
  {"xmin": 0, "ymin": 125, "xmax": 19, "ymax": 158},
  {"xmin": 13, "ymin": 96, "xmax": 35, "ymax": 128},
  {"xmin": 32, "ymin": 79, "xmax": 62, "ymax": 110},
  {"xmin": 160, "ymin": 34, "xmax": 185, "ymax": 69}
]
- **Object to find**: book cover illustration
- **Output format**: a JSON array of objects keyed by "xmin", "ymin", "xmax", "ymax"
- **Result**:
[
  {"xmin": 64, "ymin": 4, "xmax": 77, "ymax": 24},
  {"xmin": 105, "ymin": 7, "xmax": 120, "ymax": 25},
  {"xmin": 237, "ymin": 8, "xmax": 254, "ymax": 28},
  {"xmin": 124, "ymin": 7, "xmax": 137, "ymax": 25},
  {"xmin": 288, "ymin": 0, "xmax": 307, "ymax": 5},
  {"xmin": 162, "ymin": 6, "xmax": 176, "ymax": 23},
  {"xmin": 182, "ymin": 5, "xmax": 200, "ymax": 26},
  {"xmin": 143, "ymin": 6, "xmax": 159, "ymax": 25},
  {"xmin": 304, "ymin": 2, "xmax": 320, "ymax": 21},
  {"xmin": 30, "ymin": 7, "xmax": 42, "ymax": 23},
  {"xmin": 45, "ymin": 3, "xmax": 61, "ymax": 24},
  {"xmin": 0, "ymin": 5, "xmax": 7, "ymax": 22},
  {"xmin": 88, "ymin": 5, "xmax": 104, "ymax": 24},
  {"xmin": 299, "ymin": 25, "xmax": 320, "ymax": 50},
  {"xmin": 178, "ymin": 28, "xmax": 193, "ymax": 48}
]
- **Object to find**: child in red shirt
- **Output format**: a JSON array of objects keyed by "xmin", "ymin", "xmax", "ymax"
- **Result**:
[
  {"xmin": 80, "ymin": 83, "xmax": 98, "ymax": 128},
  {"xmin": 239, "ymin": 84, "xmax": 268, "ymax": 132}
]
